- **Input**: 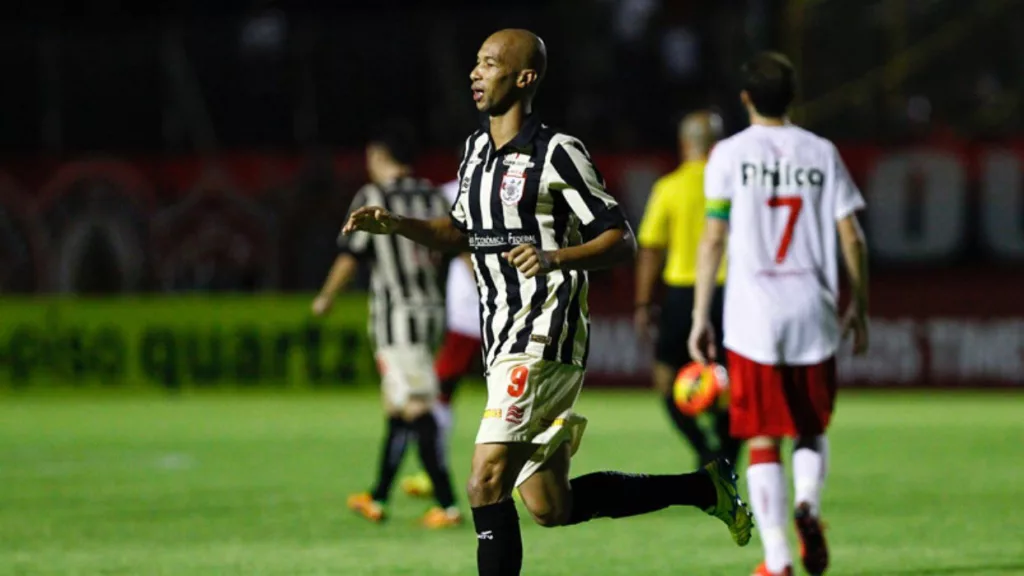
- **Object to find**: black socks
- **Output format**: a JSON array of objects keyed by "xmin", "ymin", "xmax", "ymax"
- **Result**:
[
  {"xmin": 370, "ymin": 416, "xmax": 410, "ymax": 502},
  {"xmin": 566, "ymin": 470, "xmax": 717, "ymax": 525},
  {"xmin": 410, "ymin": 412, "xmax": 457, "ymax": 509},
  {"xmin": 472, "ymin": 500, "xmax": 523, "ymax": 576}
]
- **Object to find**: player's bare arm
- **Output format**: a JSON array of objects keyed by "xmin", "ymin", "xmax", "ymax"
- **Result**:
[
  {"xmin": 502, "ymin": 226, "xmax": 636, "ymax": 279},
  {"xmin": 634, "ymin": 246, "xmax": 666, "ymax": 338},
  {"xmin": 688, "ymin": 217, "xmax": 729, "ymax": 364},
  {"xmin": 343, "ymin": 206, "xmax": 469, "ymax": 252},
  {"xmin": 837, "ymin": 214, "xmax": 869, "ymax": 355},
  {"xmin": 311, "ymin": 253, "xmax": 359, "ymax": 316}
]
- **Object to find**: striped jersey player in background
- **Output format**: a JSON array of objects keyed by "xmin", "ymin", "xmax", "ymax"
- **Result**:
[
  {"xmin": 312, "ymin": 120, "xmax": 462, "ymax": 529},
  {"xmin": 689, "ymin": 52, "xmax": 870, "ymax": 576},
  {"xmin": 341, "ymin": 29, "xmax": 752, "ymax": 576}
]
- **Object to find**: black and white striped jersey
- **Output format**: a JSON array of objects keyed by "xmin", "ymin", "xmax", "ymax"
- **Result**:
[
  {"xmin": 450, "ymin": 115, "xmax": 629, "ymax": 369},
  {"xmin": 339, "ymin": 176, "xmax": 450, "ymax": 349}
]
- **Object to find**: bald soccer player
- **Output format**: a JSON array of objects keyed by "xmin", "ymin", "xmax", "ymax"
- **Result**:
[
  {"xmin": 635, "ymin": 111, "xmax": 742, "ymax": 468},
  {"xmin": 340, "ymin": 29, "xmax": 753, "ymax": 575}
]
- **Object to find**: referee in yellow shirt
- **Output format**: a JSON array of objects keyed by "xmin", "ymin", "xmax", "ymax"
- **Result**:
[{"xmin": 634, "ymin": 110, "xmax": 740, "ymax": 468}]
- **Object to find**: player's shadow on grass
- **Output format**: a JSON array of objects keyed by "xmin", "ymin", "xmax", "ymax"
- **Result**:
[{"xmin": 850, "ymin": 563, "xmax": 1024, "ymax": 575}]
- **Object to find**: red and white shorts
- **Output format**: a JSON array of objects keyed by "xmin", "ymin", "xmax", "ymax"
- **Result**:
[
  {"xmin": 434, "ymin": 331, "xmax": 482, "ymax": 382},
  {"xmin": 726, "ymin": 350, "xmax": 837, "ymax": 439}
]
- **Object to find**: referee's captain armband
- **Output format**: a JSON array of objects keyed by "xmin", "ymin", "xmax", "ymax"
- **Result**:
[{"xmin": 706, "ymin": 199, "xmax": 731, "ymax": 220}]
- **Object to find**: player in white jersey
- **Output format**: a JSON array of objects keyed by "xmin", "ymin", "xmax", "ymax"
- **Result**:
[
  {"xmin": 689, "ymin": 52, "xmax": 869, "ymax": 576},
  {"xmin": 400, "ymin": 177, "xmax": 483, "ymax": 499}
]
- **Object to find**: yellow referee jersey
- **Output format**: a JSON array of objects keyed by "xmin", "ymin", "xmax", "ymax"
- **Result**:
[{"xmin": 637, "ymin": 161, "xmax": 726, "ymax": 286}]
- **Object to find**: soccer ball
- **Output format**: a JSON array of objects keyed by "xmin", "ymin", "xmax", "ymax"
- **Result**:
[{"xmin": 672, "ymin": 361, "xmax": 729, "ymax": 417}]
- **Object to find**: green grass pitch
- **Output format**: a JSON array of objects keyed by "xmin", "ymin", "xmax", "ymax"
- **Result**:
[{"xmin": 1, "ymin": 386, "xmax": 1022, "ymax": 575}]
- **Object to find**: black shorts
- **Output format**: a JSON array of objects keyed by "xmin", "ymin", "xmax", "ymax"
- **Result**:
[{"xmin": 654, "ymin": 285, "xmax": 726, "ymax": 371}]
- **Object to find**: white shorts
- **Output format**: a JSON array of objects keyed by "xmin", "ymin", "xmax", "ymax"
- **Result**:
[
  {"xmin": 376, "ymin": 345, "xmax": 439, "ymax": 409},
  {"xmin": 475, "ymin": 353, "xmax": 588, "ymax": 487}
]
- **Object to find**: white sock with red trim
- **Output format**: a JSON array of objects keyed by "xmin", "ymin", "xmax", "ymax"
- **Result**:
[{"xmin": 747, "ymin": 445, "xmax": 791, "ymax": 573}]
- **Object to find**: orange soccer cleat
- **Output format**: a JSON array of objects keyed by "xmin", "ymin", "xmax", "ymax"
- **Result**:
[
  {"xmin": 421, "ymin": 506, "xmax": 463, "ymax": 529},
  {"xmin": 752, "ymin": 562, "xmax": 793, "ymax": 576},
  {"xmin": 794, "ymin": 502, "xmax": 829, "ymax": 575},
  {"xmin": 347, "ymin": 492, "xmax": 385, "ymax": 523}
]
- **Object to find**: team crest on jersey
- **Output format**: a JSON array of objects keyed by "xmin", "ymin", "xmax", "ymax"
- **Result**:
[{"xmin": 500, "ymin": 173, "xmax": 526, "ymax": 206}]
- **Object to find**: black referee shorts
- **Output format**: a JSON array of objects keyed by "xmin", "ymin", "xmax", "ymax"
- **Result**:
[{"xmin": 654, "ymin": 285, "xmax": 726, "ymax": 372}]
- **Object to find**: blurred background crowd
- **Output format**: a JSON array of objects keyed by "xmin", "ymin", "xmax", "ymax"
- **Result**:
[{"xmin": 1, "ymin": 0, "xmax": 1020, "ymax": 296}]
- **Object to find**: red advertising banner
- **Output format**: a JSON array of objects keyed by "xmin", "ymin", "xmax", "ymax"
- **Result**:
[{"xmin": 1, "ymin": 143, "xmax": 1023, "ymax": 387}]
